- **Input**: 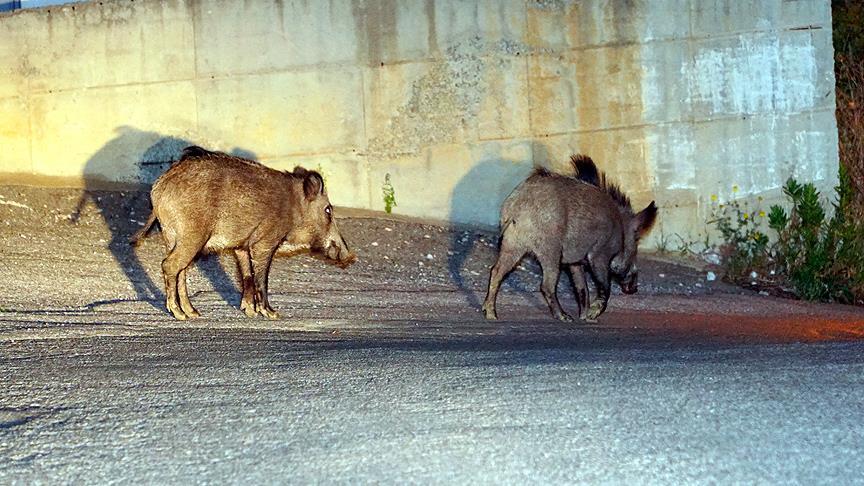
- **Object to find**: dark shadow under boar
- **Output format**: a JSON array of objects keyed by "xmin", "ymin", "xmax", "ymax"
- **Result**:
[
  {"xmin": 134, "ymin": 146, "xmax": 353, "ymax": 320},
  {"xmin": 482, "ymin": 154, "xmax": 657, "ymax": 322}
]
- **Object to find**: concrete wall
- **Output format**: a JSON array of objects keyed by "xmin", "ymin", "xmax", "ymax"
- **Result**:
[{"xmin": 0, "ymin": 0, "xmax": 838, "ymax": 246}]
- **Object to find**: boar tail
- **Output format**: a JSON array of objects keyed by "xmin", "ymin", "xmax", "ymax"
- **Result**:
[
  {"xmin": 570, "ymin": 154, "xmax": 599, "ymax": 186},
  {"xmin": 129, "ymin": 211, "xmax": 158, "ymax": 247},
  {"xmin": 499, "ymin": 217, "xmax": 513, "ymax": 237}
]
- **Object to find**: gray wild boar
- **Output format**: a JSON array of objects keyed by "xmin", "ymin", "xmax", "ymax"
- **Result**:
[
  {"xmin": 133, "ymin": 146, "xmax": 353, "ymax": 320},
  {"xmin": 482, "ymin": 154, "xmax": 657, "ymax": 322}
]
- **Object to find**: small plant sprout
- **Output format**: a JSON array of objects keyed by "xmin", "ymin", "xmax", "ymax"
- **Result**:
[{"xmin": 382, "ymin": 173, "xmax": 397, "ymax": 214}]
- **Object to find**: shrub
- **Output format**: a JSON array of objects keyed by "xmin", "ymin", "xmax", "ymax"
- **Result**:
[{"xmin": 769, "ymin": 173, "xmax": 864, "ymax": 303}]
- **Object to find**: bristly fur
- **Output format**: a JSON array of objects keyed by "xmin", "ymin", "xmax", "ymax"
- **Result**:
[
  {"xmin": 570, "ymin": 154, "xmax": 632, "ymax": 212},
  {"xmin": 179, "ymin": 146, "xmax": 325, "ymax": 187},
  {"xmin": 180, "ymin": 146, "xmax": 264, "ymax": 167},
  {"xmin": 532, "ymin": 166, "xmax": 552, "ymax": 177},
  {"xmin": 180, "ymin": 145, "xmax": 213, "ymax": 160}
]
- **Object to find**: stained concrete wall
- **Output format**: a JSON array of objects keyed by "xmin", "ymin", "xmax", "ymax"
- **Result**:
[{"xmin": 0, "ymin": 0, "xmax": 838, "ymax": 246}]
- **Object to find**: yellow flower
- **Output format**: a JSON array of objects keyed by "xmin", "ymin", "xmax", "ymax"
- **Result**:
[
  {"xmin": 757, "ymin": 196, "xmax": 764, "ymax": 202},
  {"xmin": 742, "ymin": 213, "xmax": 749, "ymax": 220},
  {"xmin": 710, "ymin": 194, "xmax": 718, "ymax": 202},
  {"xmin": 732, "ymin": 185, "xmax": 739, "ymax": 193},
  {"xmin": 758, "ymin": 210, "xmax": 766, "ymax": 218}
]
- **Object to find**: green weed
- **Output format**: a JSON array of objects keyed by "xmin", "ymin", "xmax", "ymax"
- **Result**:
[
  {"xmin": 706, "ymin": 189, "xmax": 771, "ymax": 282},
  {"xmin": 382, "ymin": 173, "xmax": 397, "ymax": 214}
]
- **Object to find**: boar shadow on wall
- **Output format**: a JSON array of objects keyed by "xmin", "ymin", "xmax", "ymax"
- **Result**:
[
  {"xmin": 447, "ymin": 156, "xmax": 540, "ymax": 311},
  {"xmin": 70, "ymin": 126, "xmax": 256, "ymax": 312}
]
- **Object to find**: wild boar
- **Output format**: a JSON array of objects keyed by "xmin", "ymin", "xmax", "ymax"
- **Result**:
[
  {"xmin": 133, "ymin": 146, "xmax": 353, "ymax": 320},
  {"xmin": 482, "ymin": 154, "xmax": 657, "ymax": 322}
]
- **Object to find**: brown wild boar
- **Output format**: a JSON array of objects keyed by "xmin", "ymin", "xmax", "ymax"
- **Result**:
[
  {"xmin": 482, "ymin": 154, "xmax": 657, "ymax": 322},
  {"xmin": 133, "ymin": 146, "xmax": 353, "ymax": 320}
]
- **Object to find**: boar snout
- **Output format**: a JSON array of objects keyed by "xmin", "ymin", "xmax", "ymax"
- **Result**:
[
  {"xmin": 619, "ymin": 271, "xmax": 638, "ymax": 294},
  {"xmin": 325, "ymin": 235, "xmax": 349, "ymax": 261},
  {"xmin": 322, "ymin": 229, "xmax": 356, "ymax": 268}
]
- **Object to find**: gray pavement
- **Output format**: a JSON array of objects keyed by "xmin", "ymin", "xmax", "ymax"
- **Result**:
[{"xmin": 2, "ymin": 316, "xmax": 864, "ymax": 484}]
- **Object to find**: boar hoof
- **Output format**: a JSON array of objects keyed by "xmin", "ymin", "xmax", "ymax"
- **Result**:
[
  {"xmin": 168, "ymin": 307, "xmax": 188, "ymax": 321},
  {"xmin": 254, "ymin": 304, "xmax": 280, "ymax": 320},
  {"xmin": 585, "ymin": 302, "xmax": 604, "ymax": 320},
  {"xmin": 180, "ymin": 303, "xmax": 201, "ymax": 319},
  {"xmin": 240, "ymin": 300, "xmax": 257, "ymax": 318},
  {"xmin": 482, "ymin": 305, "xmax": 498, "ymax": 320},
  {"xmin": 556, "ymin": 312, "xmax": 574, "ymax": 322}
]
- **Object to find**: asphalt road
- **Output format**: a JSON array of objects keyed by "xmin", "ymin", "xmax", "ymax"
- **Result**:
[{"xmin": 2, "ymin": 312, "xmax": 864, "ymax": 484}]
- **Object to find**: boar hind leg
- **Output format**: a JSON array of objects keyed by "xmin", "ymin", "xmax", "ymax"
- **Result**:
[
  {"xmin": 177, "ymin": 267, "xmax": 200, "ymax": 319},
  {"xmin": 538, "ymin": 255, "xmax": 573, "ymax": 322},
  {"xmin": 568, "ymin": 264, "xmax": 589, "ymax": 321},
  {"xmin": 482, "ymin": 243, "xmax": 525, "ymax": 320},
  {"xmin": 586, "ymin": 255, "xmax": 611, "ymax": 320},
  {"xmin": 234, "ymin": 249, "xmax": 257, "ymax": 318},
  {"xmin": 162, "ymin": 240, "xmax": 204, "ymax": 320},
  {"xmin": 251, "ymin": 246, "xmax": 279, "ymax": 320}
]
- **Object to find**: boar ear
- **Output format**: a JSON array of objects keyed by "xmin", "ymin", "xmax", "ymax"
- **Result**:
[
  {"xmin": 632, "ymin": 201, "xmax": 658, "ymax": 239},
  {"xmin": 302, "ymin": 171, "xmax": 326, "ymax": 200}
]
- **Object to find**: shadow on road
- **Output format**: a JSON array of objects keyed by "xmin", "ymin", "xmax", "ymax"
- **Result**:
[{"xmin": 447, "ymin": 154, "xmax": 536, "ymax": 310}]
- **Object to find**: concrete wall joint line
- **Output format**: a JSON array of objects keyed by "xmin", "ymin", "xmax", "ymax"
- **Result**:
[
  {"xmin": 23, "ymin": 77, "xmax": 199, "ymax": 97},
  {"xmin": 553, "ymin": 26, "xmax": 831, "ymax": 56}
]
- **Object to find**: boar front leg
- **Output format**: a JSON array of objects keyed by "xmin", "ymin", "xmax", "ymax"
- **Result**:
[
  {"xmin": 250, "ymin": 245, "xmax": 280, "ymax": 319},
  {"xmin": 586, "ymin": 255, "xmax": 612, "ymax": 320},
  {"xmin": 234, "ymin": 249, "xmax": 257, "ymax": 318},
  {"xmin": 567, "ymin": 264, "xmax": 589, "ymax": 321}
]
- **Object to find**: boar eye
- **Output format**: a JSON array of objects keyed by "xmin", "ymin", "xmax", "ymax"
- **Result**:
[{"xmin": 325, "ymin": 205, "xmax": 332, "ymax": 215}]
